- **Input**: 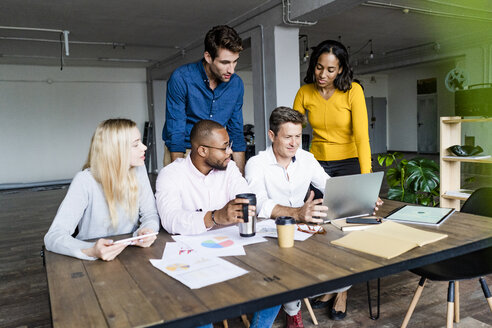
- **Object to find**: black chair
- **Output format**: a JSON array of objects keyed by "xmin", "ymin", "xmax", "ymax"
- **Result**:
[{"xmin": 401, "ymin": 188, "xmax": 492, "ymax": 328}]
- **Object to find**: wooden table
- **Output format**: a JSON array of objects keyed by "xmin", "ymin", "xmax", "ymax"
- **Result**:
[{"xmin": 44, "ymin": 200, "xmax": 492, "ymax": 327}]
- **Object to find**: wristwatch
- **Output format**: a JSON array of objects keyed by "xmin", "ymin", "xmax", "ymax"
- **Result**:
[{"xmin": 211, "ymin": 210, "xmax": 219, "ymax": 226}]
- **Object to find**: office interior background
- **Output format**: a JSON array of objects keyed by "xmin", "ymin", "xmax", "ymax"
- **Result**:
[
  {"xmin": 1, "ymin": 0, "xmax": 491, "ymax": 186},
  {"xmin": 1, "ymin": 2, "xmax": 492, "ymax": 327}
]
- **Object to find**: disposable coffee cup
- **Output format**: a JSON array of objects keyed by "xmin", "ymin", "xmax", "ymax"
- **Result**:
[
  {"xmin": 275, "ymin": 216, "xmax": 296, "ymax": 248},
  {"xmin": 236, "ymin": 193, "xmax": 256, "ymax": 237}
]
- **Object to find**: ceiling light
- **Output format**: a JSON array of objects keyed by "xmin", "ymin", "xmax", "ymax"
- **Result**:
[
  {"xmin": 98, "ymin": 57, "xmax": 152, "ymax": 63},
  {"xmin": 299, "ymin": 34, "xmax": 310, "ymax": 64}
]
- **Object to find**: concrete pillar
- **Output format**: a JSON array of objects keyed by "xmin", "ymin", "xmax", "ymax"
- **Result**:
[{"xmin": 250, "ymin": 25, "xmax": 300, "ymax": 151}]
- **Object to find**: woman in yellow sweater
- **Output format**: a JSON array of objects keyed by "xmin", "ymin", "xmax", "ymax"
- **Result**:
[
  {"xmin": 294, "ymin": 39, "xmax": 371, "ymax": 176},
  {"xmin": 293, "ymin": 40, "xmax": 370, "ymax": 321}
]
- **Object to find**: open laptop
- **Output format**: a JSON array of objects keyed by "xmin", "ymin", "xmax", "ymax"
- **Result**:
[{"xmin": 322, "ymin": 171, "xmax": 384, "ymax": 222}]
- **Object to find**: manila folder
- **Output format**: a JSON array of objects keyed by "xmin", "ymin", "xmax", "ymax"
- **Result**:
[{"xmin": 331, "ymin": 221, "xmax": 448, "ymax": 259}]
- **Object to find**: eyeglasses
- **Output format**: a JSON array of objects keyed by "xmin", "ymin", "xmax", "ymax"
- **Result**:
[
  {"xmin": 297, "ymin": 223, "xmax": 326, "ymax": 235},
  {"xmin": 201, "ymin": 141, "xmax": 233, "ymax": 152}
]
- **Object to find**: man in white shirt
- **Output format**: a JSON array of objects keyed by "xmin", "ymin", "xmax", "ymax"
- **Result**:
[
  {"xmin": 245, "ymin": 107, "xmax": 346, "ymax": 328},
  {"xmin": 245, "ymin": 106, "xmax": 329, "ymax": 223},
  {"xmin": 156, "ymin": 119, "xmax": 280, "ymax": 328},
  {"xmin": 156, "ymin": 119, "xmax": 254, "ymax": 235}
]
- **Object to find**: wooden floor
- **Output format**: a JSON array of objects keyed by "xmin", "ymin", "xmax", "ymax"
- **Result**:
[{"xmin": 1, "ymin": 186, "xmax": 490, "ymax": 328}]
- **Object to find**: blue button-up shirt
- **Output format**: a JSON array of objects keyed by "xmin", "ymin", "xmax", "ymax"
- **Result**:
[{"xmin": 163, "ymin": 60, "xmax": 246, "ymax": 152}]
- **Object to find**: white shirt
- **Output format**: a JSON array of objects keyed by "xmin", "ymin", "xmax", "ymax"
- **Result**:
[
  {"xmin": 155, "ymin": 155, "xmax": 250, "ymax": 235},
  {"xmin": 245, "ymin": 146, "xmax": 329, "ymax": 218}
]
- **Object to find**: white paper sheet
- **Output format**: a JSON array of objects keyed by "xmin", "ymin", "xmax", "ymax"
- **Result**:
[
  {"xmin": 150, "ymin": 254, "xmax": 248, "ymax": 289},
  {"xmin": 172, "ymin": 234, "xmax": 246, "ymax": 257},
  {"xmin": 255, "ymin": 220, "xmax": 318, "ymax": 241},
  {"xmin": 172, "ymin": 226, "xmax": 268, "ymax": 257},
  {"xmin": 161, "ymin": 242, "xmax": 196, "ymax": 259},
  {"xmin": 211, "ymin": 225, "xmax": 270, "ymax": 246}
]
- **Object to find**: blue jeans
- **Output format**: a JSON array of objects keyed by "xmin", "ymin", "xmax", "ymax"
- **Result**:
[
  {"xmin": 250, "ymin": 305, "xmax": 282, "ymax": 328},
  {"xmin": 196, "ymin": 305, "xmax": 281, "ymax": 328}
]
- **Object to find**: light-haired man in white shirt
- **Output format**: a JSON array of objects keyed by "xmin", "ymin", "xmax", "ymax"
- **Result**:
[
  {"xmin": 245, "ymin": 106, "xmax": 329, "ymax": 223},
  {"xmin": 245, "ymin": 107, "xmax": 350, "ymax": 328}
]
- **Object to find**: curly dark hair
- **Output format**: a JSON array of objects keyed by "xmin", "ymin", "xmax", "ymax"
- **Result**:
[
  {"xmin": 204, "ymin": 25, "xmax": 243, "ymax": 60},
  {"xmin": 304, "ymin": 40, "xmax": 354, "ymax": 92}
]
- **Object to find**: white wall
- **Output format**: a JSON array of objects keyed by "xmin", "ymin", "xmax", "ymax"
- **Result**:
[
  {"xmin": 384, "ymin": 61, "xmax": 455, "ymax": 151},
  {"xmin": 274, "ymin": 26, "xmax": 300, "ymax": 107},
  {"xmin": 236, "ymin": 70, "xmax": 255, "ymax": 125},
  {"xmin": 356, "ymin": 74, "xmax": 388, "ymax": 98},
  {"xmin": 0, "ymin": 65, "xmax": 148, "ymax": 184}
]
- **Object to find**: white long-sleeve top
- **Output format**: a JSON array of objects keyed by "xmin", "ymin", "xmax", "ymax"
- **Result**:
[
  {"xmin": 44, "ymin": 165, "xmax": 160, "ymax": 260},
  {"xmin": 155, "ymin": 155, "xmax": 250, "ymax": 235},
  {"xmin": 245, "ymin": 146, "xmax": 329, "ymax": 218}
]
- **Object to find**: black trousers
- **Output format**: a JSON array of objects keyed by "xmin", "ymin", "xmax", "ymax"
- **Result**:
[
  {"xmin": 309, "ymin": 157, "xmax": 361, "ymax": 200},
  {"xmin": 318, "ymin": 157, "xmax": 361, "ymax": 177}
]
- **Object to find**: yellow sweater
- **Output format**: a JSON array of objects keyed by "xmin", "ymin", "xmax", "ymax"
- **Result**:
[{"xmin": 293, "ymin": 82, "xmax": 372, "ymax": 174}]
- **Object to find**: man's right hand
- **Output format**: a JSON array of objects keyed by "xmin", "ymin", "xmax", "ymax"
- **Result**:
[
  {"xmin": 213, "ymin": 198, "xmax": 256, "ymax": 226},
  {"xmin": 297, "ymin": 191, "xmax": 328, "ymax": 223}
]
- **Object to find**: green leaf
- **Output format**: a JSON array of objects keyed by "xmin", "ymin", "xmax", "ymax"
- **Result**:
[
  {"xmin": 394, "ymin": 152, "xmax": 403, "ymax": 159},
  {"xmin": 402, "ymin": 191, "xmax": 417, "ymax": 203},
  {"xmin": 417, "ymin": 194, "xmax": 431, "ymax": 206},
  {"xmin": 405, "ymin": 160, "xmax": 440, "ymax": 192},
  {"xmin": 388, "ymin": 187, "xmax": 404, "ymax": 201},
  {"xmin": 377, "ymin": 154, "xmax": 387, "ymax": 166},
  {"xmin": 385, "ymin": 156, "xmax": 394, "ymax": 167},
  {"xmin": 386, "ymin": 168, "xmax": 401, "ymax": 187}
]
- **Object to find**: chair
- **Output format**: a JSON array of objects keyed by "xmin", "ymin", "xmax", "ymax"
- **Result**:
[{"xmin": 401, "ymin": 188, "xmax": 492, "ymax": 328}]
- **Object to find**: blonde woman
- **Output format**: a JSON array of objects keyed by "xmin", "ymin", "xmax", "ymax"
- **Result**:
[{"xmin": 44, "ymin": 118, "xmax": 159, "ymax": 261}]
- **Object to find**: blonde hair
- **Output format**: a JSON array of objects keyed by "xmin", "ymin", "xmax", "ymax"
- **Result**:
[{"xmin": 83, "ymin": 118, "xmax": 139, "ymax": 228}]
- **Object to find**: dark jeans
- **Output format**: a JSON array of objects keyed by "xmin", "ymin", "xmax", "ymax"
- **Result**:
[
  {"xmin": 196, "ymin": 305, "xmax": 280, "ymax": 328},
  {"xmin": 309, "ymin": 157, "xmax": 361, "ymax": 200}
]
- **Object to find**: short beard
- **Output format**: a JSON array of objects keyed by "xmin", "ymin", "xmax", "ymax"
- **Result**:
[
  {"xmin": 210, "ymin": 65, "xmax": 227, "ymax": 83},
  {"xmin": 206, "ymin": 158, "xmax": 228, "ymax": 171}
]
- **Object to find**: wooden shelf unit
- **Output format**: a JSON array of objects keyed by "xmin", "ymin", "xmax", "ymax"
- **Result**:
[
  {"xmin": 442, "ymin": 156, "xmax": 492, "ymax": 164},
  {"xmin": 440, "ymin": 116, "xmax": 492, "ymax": 210}
]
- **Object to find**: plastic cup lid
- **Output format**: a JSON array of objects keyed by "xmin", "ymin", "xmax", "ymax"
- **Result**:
[{"xmin": 275, "ymin": 216, "xmax": 296, "ymax": 225}]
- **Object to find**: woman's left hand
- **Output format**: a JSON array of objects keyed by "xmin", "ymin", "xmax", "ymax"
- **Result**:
[{"xmin": 134, "ymin": 228, "xmax": 157, "ymax": 248}]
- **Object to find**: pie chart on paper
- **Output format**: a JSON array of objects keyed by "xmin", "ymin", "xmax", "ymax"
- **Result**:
[
  {"xmin": 201, "ymin": 236, "xmax": 234, "ymax": 248},
  {"xmin": 165, "ymin": 263, "xmax": 190, "ymax": 271}
]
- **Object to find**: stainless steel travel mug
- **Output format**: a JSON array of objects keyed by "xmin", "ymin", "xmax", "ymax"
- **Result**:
[{"xmin": 236, "ymin": 193, "xmax": 256, "ymax": 237}]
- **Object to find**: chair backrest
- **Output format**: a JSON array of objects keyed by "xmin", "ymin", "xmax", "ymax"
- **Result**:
[{"xmin": 460, "ymin": 187, "xmax": 492, "ymax": 217}]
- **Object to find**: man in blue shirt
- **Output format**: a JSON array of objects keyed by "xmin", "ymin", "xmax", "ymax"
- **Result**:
[{"xmin": 163, "ymin": 25, "xmax": 247, "ymax": 173}]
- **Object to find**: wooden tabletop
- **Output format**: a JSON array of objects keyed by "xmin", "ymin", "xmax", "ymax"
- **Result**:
[{"xmin": 44, "ymin": 200, "xmax": 492, "ymax": 328}]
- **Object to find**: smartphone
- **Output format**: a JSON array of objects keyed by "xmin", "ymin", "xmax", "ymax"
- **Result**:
[
  {"xmin": 112, "ymin": 232, "xmax": 158, "ymax": 245},
  {"xmin": 346, "ymin": 217, "xmax": 381, "ymax": 224}
]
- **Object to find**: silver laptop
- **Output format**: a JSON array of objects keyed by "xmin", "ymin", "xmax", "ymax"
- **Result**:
[{"xmin": 322, "ymin": 171, "xmax": 384, "ymax": 222}]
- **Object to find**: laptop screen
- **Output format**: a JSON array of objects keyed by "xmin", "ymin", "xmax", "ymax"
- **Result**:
[{"xmin": 322, "ymin": 171, "xmax": 384, "ymax": 221}]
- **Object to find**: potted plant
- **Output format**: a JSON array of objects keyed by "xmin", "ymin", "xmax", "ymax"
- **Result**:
[{"xmin": 377, "ymin": 152, "xmax": 440, "ymax": 206}]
